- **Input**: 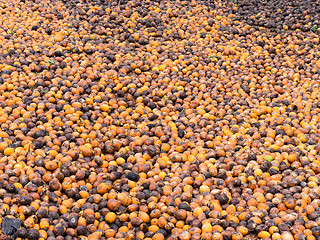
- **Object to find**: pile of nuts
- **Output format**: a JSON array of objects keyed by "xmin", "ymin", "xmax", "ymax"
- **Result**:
[{"xmin": 0, "ymin": 0, "xmax": 320, "ymax": 239}]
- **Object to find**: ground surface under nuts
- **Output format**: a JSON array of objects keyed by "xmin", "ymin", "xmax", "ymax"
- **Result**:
[{"xmin": 1, "ymin": 0, "xmax": 320, "ymax": 240}]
